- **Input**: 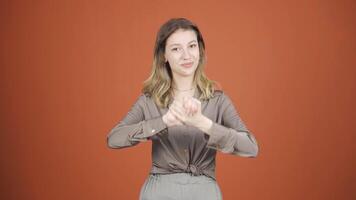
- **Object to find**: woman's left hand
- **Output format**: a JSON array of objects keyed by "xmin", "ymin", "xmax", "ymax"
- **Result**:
[{"xmin": 169, "ymin": 96, "xmax": 211, "ymax": 129}]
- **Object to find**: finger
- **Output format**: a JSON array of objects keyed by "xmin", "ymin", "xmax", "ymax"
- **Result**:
[
  {"xmin": 172, "ymin": 101, "xmax": 186, "ymax": 114},
  {"xmin": 172, "ymin": 120, "xmax": 183, "ymax": 126},
  {"xmin": 182, "ymin": 97, "xmax": 189, "ymax": 109},
  {"xmin": 175, "ymin": 120, "xmax": 183, "ymax": 125},
  {"xmin": 192, "ymin": 98, "xmax": 201, "ymax": 109},
  {"xmin": 185, "ymin": 99, "xmax": 197, "ymax": 115},
  {"xmin": 187, "ymin": 97, "xmax": 194, "ymax": 116},
  {"xmin": 174, "ymin": 98, "xmax": 184, "ymax": 106},
  {"xmin": 170, "ymin": 115, "xmax": 183, "ymax": 126},
  {"xmin": 167, "ymin": 113, "xmax": 176, "ymax": 122},
  {"xmin": 191, "ymin": 102, "xmax": 198, "ymax": 114},
  {"xmin": 171, "ymin": 111, "xmax": 184, "ymax": 123},
  {"xmin": 183, "ymin": 97, "xmax": 190, "ymax": 112},
  {"xmin": 194, "ymin": 103, "xmax": 199, "ymax": 112},
  {"xmin": 169, "ymin": 106, "xmax": 182, "ymax": 122},
  {"xmin": 170, "ymin": 106, "xmax": 185, "ymax": 121},
  {"xmin": 183, "ymin": 99, "xmax": 189, "ymax": 115},
  {"xmin": 188, "ymin": 100, "xmax": 194, "ymax": 116},
  {"xmin": 187, "ymin": 98, "xmax": 193, "ymax": 116},
  {"xmin": 183, "ymin": 96, "xmax": 188, "ymax": 106}
]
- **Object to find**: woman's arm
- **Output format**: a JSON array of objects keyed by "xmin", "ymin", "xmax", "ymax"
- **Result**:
[
  {"xmin": 204, "ymin": 94, "xmax": 259, "ymax": 157},
  {"xmin": 107, "ymin": 94, "xmax": 167, "ymax": 149},
  {"xmin": 169, "ymin": 93, "xmax": 259, "ymax": 157}
]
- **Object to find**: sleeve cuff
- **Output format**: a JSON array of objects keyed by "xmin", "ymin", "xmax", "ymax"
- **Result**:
[
  {"xmin": 206, "ymin": 122, "xmax": 250, "ymax": 153},
  {"xmin": 130, "ymin": 117, "xmax": 167, "ymax": 141},
  {"xmin": 206, "ymin": 122, "xmax": 230, "ymax": 150}
]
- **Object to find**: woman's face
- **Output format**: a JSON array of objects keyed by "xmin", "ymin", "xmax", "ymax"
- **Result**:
[{"xmin": 164, "ymin": 29, "xmax": 200, "ymax": 78}]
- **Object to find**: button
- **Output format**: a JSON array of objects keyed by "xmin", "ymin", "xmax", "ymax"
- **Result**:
[{"xmin": 151, "ymin": 129, "xmax": 155, "ymax": 133}]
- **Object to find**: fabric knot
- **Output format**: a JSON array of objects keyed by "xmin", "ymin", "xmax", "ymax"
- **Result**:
[{"xmin": 186, "ymin": 164, "xmax": 203, "ymax": 176}]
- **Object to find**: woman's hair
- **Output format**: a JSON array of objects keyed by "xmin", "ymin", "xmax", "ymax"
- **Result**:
[{"xmin": 142, "ymin": 18, "xmax": 217, "ymax": 108}]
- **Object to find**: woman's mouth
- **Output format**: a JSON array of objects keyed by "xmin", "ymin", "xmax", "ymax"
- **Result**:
[{"xmin": 181, "ymin": 62, "xmax": 194, "ymax": 68}]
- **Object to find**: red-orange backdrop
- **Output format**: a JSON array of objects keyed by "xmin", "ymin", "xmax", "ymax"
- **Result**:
[{"xmin": 1, "ymin": 0, "xmax": 355, "ymax": 199}]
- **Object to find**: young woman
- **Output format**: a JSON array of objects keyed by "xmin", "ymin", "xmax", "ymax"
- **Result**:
[{"xmin": 107, "ymin": 18, "xmax": 259, "ymax": 200}]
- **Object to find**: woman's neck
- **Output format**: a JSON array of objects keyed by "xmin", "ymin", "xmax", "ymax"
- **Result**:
[
  {"xmin": 172, "ymin": 74, "xmax": 194, "ymax": 90},
  {"xmin": 172, "ymin": 75, "xmax": 196, "ymax": 101}
]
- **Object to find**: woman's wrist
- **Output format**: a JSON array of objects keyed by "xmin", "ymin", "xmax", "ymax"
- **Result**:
[
  {"xmin": 162, "ymin": 114, "xmax": 168, "ymax": 125},
  {"xmin": 195, "ymin": 115, "xmax": 213, "ymax": 135}
]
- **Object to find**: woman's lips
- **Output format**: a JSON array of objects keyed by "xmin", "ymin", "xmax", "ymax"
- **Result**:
[{"xmin": 181, "ymin": 62, "xmax": 194, "ymax": 68}]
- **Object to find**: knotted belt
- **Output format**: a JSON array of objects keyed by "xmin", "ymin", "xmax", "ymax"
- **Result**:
[{"xmin": 185, "ymin": 164, "xmax": 203, "ymax": 176}]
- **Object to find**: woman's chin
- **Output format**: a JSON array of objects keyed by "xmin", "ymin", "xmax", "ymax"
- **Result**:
[
  {"xmin": 179, "ymin": 70, "xmax": 195, "ymax": 77},
  {"xmin": 172, "ymin": 68, "xmax": 195, "ymax": 78}
]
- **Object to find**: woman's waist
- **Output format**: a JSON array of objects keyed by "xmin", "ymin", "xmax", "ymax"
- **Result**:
[{"xmin": 150, "ymin": 164, "xmax": 216, "ymax": 181}]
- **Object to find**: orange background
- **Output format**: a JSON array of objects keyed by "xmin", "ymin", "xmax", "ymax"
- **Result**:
[{"xmin": 1, "ymin": 0, "xmax": 355, "ymax": 199}]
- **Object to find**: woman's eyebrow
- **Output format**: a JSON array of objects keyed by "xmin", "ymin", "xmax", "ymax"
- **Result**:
[{"xmin": 168, "ymin": 40, "xmax": 197, "ymax": 47}]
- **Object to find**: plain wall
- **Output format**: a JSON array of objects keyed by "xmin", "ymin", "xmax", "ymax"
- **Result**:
[{"xmin": 1, "ymin": 0, "xmax": 355, "ymax": 199}]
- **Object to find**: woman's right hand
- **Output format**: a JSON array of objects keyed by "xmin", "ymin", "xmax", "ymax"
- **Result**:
[{"xmin": 162, "ymin": 108, "xmax": 183, "ymax": 127}]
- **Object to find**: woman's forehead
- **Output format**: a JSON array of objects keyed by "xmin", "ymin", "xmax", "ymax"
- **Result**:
[{"xmin": 166, "ymin": 29, "xmax": 197, "ymax": 46}]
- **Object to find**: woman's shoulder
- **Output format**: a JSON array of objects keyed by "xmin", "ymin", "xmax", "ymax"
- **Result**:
[
  {"xmin": 136, "ymin": 92, "xmax": 156, "ymax": 104},
  {"xmin": 142, "ymin": 92, "xmax": 159, "ymax": 100},
  {"xmin": 130, "ymin": 93, "xmax": 150, "ymax": 105},
  {"xmin": 136, "ymin": 92, "xmax": 151, "ymax": 101},
  {"xmin": 210, "ymin": 89, "xmax": 234, "ymax": 105},
  {"xmin": 211, "ymin": 89, "xmax": 229, "ymax": 100},
  {"xmin": 212, "ymin": 89, "xmax": 224, "ymax": 97},
  {"xmin": 205, "ymin": 89, "xmax": 225, "ymax": 103}
]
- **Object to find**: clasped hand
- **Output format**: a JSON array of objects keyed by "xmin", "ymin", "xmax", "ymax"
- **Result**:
[{"xmin": 162, "ymin": 96, "xmax": 204, "ymax": 127}]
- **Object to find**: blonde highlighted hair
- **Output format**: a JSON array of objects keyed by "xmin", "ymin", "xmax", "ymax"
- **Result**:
[{"xmin": 143, "ymin": 18, "xmax": 217, "ymax": 108}]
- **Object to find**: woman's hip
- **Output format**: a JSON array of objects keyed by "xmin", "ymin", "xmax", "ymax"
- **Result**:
[{"xmin": 139, "ymin": 173, "xmax": 222, "ymax": 200}]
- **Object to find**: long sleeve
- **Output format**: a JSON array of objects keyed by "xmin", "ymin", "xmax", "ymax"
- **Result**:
[
  {"xmin": 107, "ymin": 94, "xmax": 167, "ymax": 149},
  {"xmin": 206, "ymin": 94, "xmax": 259, "ymax": 157}
]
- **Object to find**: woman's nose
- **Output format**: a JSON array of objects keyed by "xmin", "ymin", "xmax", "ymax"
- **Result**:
[{"xmin": 181, "ymin": 49, "xmax": 191, "ymax": 59}]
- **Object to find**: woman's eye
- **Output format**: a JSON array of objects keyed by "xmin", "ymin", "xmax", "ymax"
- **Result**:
[
  {"xmin": 172, "ymin": 48, "xmax": 179, "ymax": 51},
  {"xmin": 190, "ymin": 44, "xmax": 197, "ymax": 48}
]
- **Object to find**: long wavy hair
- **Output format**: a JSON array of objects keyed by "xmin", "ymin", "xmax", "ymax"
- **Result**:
[{"xmin": 142, "ymin": 18, "xmax": 217, "ymax": 108}]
